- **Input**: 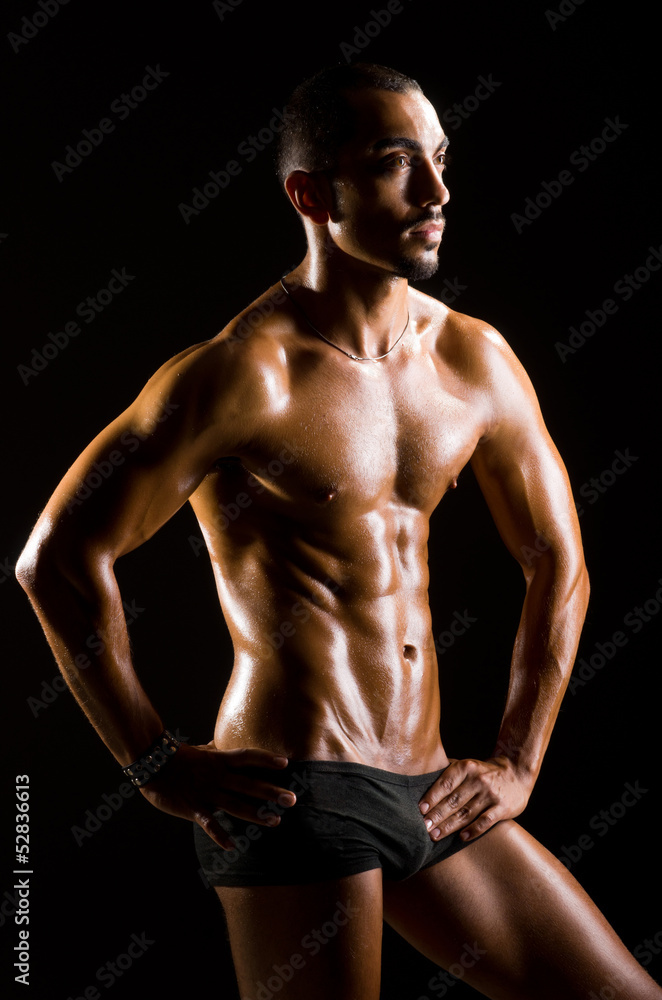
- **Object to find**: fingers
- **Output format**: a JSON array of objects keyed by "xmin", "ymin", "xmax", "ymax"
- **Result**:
[
  {"xmin": 210, "ymin": 786, "xmax": 294, "ymax": 827},
  {"xmin": 418, "ymin": 760, "xmax": 501, "ymax": 841},
  {"xmin": 210, "ymin": 751, "xmax": 298, "ymax": 809},
  {"xmin": 194, "ymin": 812, "xmax": 235, "ymax": 851},
  {"xmin": 418, "ymin": 761, "xmax": 464, "ymax": 818},
  {"xmin": 195, "ymin": 772, "xmax": 295, "ymax": 852},
  {"xmin": 203, "ymin": 747, "xmax": 298, "ymax": 831}
]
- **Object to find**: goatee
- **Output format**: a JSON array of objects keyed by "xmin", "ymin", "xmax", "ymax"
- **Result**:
[{"xmin": 393, "ymin": 253, "xmax": 440, "ymax": 281}]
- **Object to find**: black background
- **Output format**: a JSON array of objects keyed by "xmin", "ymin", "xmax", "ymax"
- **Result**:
[{"xmin": 3, "ymin": 0, "xmax": 661, "ymax": 997}]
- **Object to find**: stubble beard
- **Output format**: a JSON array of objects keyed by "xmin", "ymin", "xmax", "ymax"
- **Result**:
[
  {"xmin": 392, "ymin": 252, "xmax": 440, "ymax": 281},
  {"xmin": 392, "ymin": 217, "xmax": 445, "ymax": 281}
]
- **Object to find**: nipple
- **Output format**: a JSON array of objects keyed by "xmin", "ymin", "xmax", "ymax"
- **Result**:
[
  {"xmin": 316, "ymin": 487, "xmax": 338, "ymax": 503},
  {"xmin": 446, "ymin": 477, "xmax": 458, "ymax": 492}
]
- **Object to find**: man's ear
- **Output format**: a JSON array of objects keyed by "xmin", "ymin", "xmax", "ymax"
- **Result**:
[{"xmin": 284, "ymin": 170, "xmax": 335, "ymax": 225}]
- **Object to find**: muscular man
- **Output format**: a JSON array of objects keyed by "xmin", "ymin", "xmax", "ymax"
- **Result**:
[{"xmin": 16, "ymin": 63, "xmax": 661, "ymax": 999}]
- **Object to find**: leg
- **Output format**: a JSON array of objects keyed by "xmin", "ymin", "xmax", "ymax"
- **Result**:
[
  {"xmin": 216, "ymin": 868, "xmax": 383, "ymax": 1000},
  {"xmin": 383, "ymin": 820, "xmax": 662, "ymax": 1000}
]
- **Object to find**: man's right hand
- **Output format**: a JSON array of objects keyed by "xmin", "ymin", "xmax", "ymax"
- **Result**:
[{"xmin": 138, "ymin": 744, "xmax": 297, "ymax": 849}]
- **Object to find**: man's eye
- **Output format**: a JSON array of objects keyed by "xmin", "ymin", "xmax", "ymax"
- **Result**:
[{"xmin": 390, "ymin": 154, "xmax": 409, "ymax": 168}]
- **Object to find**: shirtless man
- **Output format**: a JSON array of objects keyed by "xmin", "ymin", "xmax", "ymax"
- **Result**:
[{"xmin": 16, "ymin": 63, "xmax": 661, "ymax": 999}]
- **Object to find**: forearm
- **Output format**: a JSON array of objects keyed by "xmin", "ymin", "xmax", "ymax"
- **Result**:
[
  {"xmin": 17, "ymin": 551, "xmax": 163, "ymax": 766},
  {"xmin": 492, "ymin": 554, "xmax": 590, "ymax": 781}
]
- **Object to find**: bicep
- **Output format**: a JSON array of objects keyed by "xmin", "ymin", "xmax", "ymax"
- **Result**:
[
  {"xmin": 29, "ymin": 349, "xmax": 240, "ymax": 572},
  {"xmin": 42, "ymin": 410, "xmax": 211, "ymax": 561}
]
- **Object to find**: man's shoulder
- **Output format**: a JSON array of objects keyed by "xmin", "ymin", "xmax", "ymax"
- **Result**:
[
  {"xmin": 409, "ymin": 286, "xmax": 515, "ymax": 374},
  {"xmin": 214, "ymin": 281, "xmax": 294, "ymax": 356},
  {"xmin": 148, "ymin": 283, "xmax": 290, "ymax": 391},
  {"xmin": 412, "ymin": 289, "xmax": 545, "ymax": 439}
]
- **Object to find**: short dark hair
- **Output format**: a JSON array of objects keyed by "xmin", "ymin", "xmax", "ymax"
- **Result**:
[{"xmin": 275, "ymin": 62, "xmax": 422, "ymax": 185}]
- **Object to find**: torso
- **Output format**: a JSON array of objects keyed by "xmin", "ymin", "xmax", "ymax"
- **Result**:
[{"xmin": 189, "ymin": 284, "xmax": 493, "ymax": 773}]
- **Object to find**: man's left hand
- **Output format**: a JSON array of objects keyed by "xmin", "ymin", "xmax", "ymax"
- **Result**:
[{"xmin": 418, "ymin": 756, "xmax": 535, "ymax": 842}]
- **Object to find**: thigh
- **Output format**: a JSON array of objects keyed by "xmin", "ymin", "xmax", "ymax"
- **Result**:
[
  {"xmin": 216, "ymin": 868, "xmax": 384, "ymax": 1000},
  {"xmin": 383, "ymin": 820, "xmax": 661, "ymax": 1000}
]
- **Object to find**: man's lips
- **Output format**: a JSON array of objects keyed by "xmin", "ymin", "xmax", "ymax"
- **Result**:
[{"xmin": 407, "ymin": 219, "xmax": 444, "ymax": 238}]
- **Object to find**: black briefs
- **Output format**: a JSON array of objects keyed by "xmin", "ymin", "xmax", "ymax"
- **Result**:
[{"xmin": 193, "ymin": 759, "xmax": 481, "ymax": 887}]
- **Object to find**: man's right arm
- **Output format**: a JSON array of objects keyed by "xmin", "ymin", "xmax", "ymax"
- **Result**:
[{"xmin": 15, "ymin": 340, "xmax": 295, "ymax": 848}]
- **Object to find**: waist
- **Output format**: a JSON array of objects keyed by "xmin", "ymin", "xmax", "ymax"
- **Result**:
[
  {"xmin": 214, "ymin": 649, "xmax": 445, "ymax": 772},
  {"xmin": 256, "ymin": 758, "xmax": 450, "ymax": 786}
]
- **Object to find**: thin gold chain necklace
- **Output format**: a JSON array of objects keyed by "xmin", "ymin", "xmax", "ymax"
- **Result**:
[{"xmin": 280, "ymin": 277, "xmax": 410, "ymax": 363}]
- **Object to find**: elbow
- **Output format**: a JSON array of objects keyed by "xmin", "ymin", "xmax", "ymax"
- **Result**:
[
  {"xmin": 15, "ymin": 531, "xmax": 59, "ymax": 599},
  {"xmin": 577, "ymin": 557, "xmax": 590, "ymax": 610},
  {"xmin": 15, "ymin": 533, "xmax": 40, "ymax": 595},
  {"xmin": 524, "ymin": 542, "xmax": 590, "ymax": 611},
  {"xmin": 17, "ymin": 528, "xmax": 111, "ymax": 607}
]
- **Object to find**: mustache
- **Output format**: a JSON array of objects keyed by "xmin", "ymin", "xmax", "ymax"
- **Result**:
[{"xmin": 402, "ymin": 212, "xmax": 446, "ymax": 235}]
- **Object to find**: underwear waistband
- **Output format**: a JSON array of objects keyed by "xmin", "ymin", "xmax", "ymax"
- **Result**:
[{"xmin": 279, "ymin": 758, "xmax": 447, "ymax": 788}]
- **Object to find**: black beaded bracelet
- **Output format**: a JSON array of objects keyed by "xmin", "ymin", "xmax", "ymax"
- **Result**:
[{"xmin": 122, "ymin": 729, "xmax": 181, "ymax": 788}]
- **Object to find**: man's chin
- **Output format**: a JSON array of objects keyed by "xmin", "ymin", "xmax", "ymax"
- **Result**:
[{"xmin": 392, "ymin": 252, "xmax": 440, "ymax": 282}]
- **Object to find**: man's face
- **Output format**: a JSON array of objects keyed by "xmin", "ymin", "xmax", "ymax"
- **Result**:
[{"xmin": 325, "ymin": 87, "xmax": 450, "ymax": 281}]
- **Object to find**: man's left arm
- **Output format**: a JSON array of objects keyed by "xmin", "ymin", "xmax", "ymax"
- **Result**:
[{"xmin": 419, "ymin": 325, "xmax": 590, "ymax": 842}]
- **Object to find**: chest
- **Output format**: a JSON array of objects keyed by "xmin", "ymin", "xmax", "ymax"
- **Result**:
[{"xmin": 241, "ymin": 352, "xmax": 487, "ymax": 515}]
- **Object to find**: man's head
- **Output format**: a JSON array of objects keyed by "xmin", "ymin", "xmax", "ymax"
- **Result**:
[
  {"xmin": 275, "ymin": 63, "xmax": 423, "ymax": 185},
  {"xmin": 277, "ymin": 63, "xmax": 449, "ymax": 281}
]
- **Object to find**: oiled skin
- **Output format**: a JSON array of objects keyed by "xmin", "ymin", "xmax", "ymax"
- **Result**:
[
  {"xmin": 195, "ymin": 286, "xmax": 486, "ymax": 770},
  {"xmin": 14, "ymin": 277, "xmax": 583, "ymax": 830},
  {"xmin": 15, "ymin": 86, "xmax": 587, "ymax": 845},
  {"xmin": 17, "ymin": 84, "xmax": 661, "ymax": 999},
  {"xmin": 192, "ymin": 286, "xmax": 561, "ymax": 775}
]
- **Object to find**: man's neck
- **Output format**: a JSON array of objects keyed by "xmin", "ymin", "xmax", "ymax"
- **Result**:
[{"xmin": 285, "ymin": 246, "xmax": 410, "ymax": 360}]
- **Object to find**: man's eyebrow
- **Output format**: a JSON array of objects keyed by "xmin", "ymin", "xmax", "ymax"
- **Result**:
[{"xmin": 369, "ymin": 135, "xmax": 450, "ymax": 155}]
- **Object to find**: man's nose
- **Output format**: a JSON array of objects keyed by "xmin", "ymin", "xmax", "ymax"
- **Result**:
[{"xmin": 412, "ymin": 157, "xmax": 449, "ymax": 208}]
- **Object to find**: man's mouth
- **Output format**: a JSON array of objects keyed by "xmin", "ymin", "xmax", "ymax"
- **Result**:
[{"xmin": 406, "ymin": 217, "xmax": 444, "ymax": 240}]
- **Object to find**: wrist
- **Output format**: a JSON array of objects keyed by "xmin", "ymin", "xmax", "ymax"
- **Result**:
[
  {"xmin": 489, "ymin": 749, "xmax": 539, "ymax": 787},
  {"xmin": 122, "ymin": 729, "xmax": 182, "ymax": 788}
]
